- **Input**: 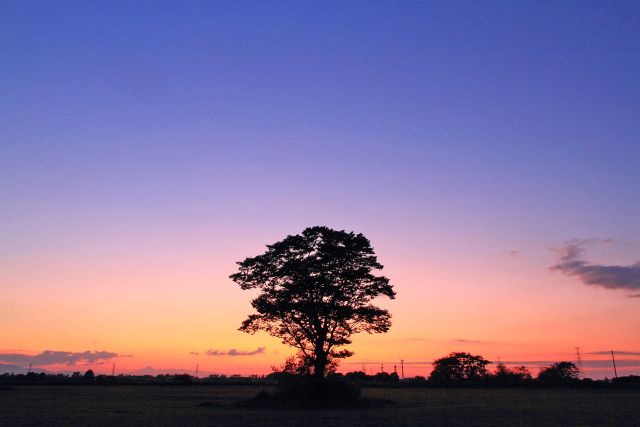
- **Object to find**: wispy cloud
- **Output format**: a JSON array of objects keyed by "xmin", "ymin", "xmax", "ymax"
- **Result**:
[
  {"xmin": 549, "ymin": 239, "xmax": 640, "ymax": 295},
  {"xmin": 587, "ymin": 351, "xmax": 640, "ymax": 356},
  {"xmin": 628, "ymin": 293, "xmax": 640, "ymax": 298},
  {"xmin": 204, "ymin": 347, "xmax": 265, "ymax": 356},
  {"xmin": 0, "ymin": 350, "xmax": 119, "ymax": 367},
  {"xmin": 406, "ymin": 338, "xmax": 490, "ymax": 344},
  {"xmin": 345, "ymin": 360, "xmax": 435, "ymax": 366},
  {"xmin": 500, "ymin": 359, "xmax": 640, "ymax": 369},
  {"xmin": 583, "ymin": 359, "xmax": 640, "ymax": 369},
  {"xmin": 503, "ymin": 250, "xmax": 519, "ymax": 258}
]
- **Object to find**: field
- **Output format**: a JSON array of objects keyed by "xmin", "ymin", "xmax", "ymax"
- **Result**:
[{"xmin": 2, "ymin": 385, "xmax": 639, "ymax": 426}]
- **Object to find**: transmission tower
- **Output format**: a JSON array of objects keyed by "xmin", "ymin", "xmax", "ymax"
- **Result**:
[{"xmin": 575, "ymin": 347, "xmax": 584, "ymax": 379}]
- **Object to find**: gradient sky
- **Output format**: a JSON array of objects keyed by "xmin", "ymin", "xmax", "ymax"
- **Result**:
[{"xmin": 2, "ymin": 1, "xmax": 639, "ymax": 379}]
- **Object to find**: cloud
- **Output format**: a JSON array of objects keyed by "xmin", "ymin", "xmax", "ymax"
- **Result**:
[
  {"xmin": 503, "ymin": 250, "xmax": 519, "ymax": 258},
  {"xmin": 549, "ymin": 239, "xmax": 640, "ymax": 294},
  {"xmin": 628, "ymin": 293, "xmax": 640, "ymax": 298},
  {"xmin": 406, "ymin": 338, "xmax": 490, "ymax": 343},
  {"xmin": 583, "ymin": 359, "xmax": 640, "ymax": 368},
  {"xmin": 0, "ymin": 350, "xmax": 119, "ymax": 367},
  {"xmin": 190, "ymin": 352, "xmax": 199, "ymax": 356},
  {"xmin": 205, "ymin": 347, "xmax": 265, "ymax": 356},
  {"xmin": 345, "ymin": 360, "xmax": 435, "ymax": 366},
  {"xmin": 587, "ymin": 351, "xmax": 640, "ymax": 356}
]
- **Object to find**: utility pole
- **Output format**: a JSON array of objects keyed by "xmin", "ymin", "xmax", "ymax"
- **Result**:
[
  {"xmin": 401, "ymin": 360, "xmax": 404, "ymax": 380},
  {"xmin": 611, "ymin": 350, "xmax": 618, "ymax": 379}
]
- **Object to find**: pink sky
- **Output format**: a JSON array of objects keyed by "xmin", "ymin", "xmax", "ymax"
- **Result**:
[{"xmin": 2, "ymin": 227, "xmax": 639, "ymax": 379}]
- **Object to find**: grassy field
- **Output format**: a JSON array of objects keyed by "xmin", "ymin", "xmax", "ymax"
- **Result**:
[{"xmin": 2, "ymin": 385, "xmax": 639, "ymax": 426}]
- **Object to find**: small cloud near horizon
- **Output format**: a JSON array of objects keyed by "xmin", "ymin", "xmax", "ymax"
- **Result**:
[
  {"xmin": 549, "ymin": 238, "xmax": 640, "ymax": 295},
  {"xmin": 204, "ymin": 347, "xmax": 265, "ymax": 356},
  {"xmin": 0, "ymin": 350, "xmax": 119, "ymax": 367}
]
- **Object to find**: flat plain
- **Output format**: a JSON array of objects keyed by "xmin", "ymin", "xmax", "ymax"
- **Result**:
[{"xmin": 1, "ymin": 385, "xmax": 639, "ymax": 426}]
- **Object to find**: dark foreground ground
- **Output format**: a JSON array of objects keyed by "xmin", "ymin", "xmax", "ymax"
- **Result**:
[{"xmin": 2, "ymin": 385, "xmax": 639, "ymax": 426}]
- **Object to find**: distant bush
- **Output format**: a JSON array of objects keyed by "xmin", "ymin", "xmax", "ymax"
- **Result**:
[
  {"xmin": 537, "ymin": 362, "xmax": 580, "ymax": 381},
  {"xmin": 173, "ymin": 374, "xmax": 192, "ymax": 384},
  {"xmin": 613, "ymin": 375, "xmax": 640, "ymax": 384}
]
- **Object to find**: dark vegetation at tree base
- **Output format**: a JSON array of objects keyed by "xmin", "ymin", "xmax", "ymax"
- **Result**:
[{"xmin": 233, "ymin": 376, "xmax": 395, "ymax": 409}]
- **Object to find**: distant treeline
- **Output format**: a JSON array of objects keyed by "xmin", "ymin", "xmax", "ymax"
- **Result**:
[
  {"xmin": 0, "ymin": 371, "xmax": 266, "ymax": 386},
  {"xmin": 2, "ymin": 370, "xmax": 639, "ymax": 388},
  {"xmin": 2, "ymin": 352, "xmax": 637, "ymax": 388}
]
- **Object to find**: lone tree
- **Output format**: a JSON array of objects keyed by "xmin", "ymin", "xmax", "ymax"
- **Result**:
[
  {"xmin": 230, "ymin": 226, "xmax": 395, "ymax": 378},
  {"xmin": 428, "ymin": 352, "xmax": 491, "ymax": 382}
]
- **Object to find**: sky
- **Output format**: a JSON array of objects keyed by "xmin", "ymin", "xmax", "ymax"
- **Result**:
[{"xmin": 1, "ymin": 1, "xmax": 639, "ymax": 380}]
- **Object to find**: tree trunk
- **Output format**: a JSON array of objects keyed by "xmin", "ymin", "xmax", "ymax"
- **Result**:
[{"xmin": 313, "ymin": 349, "xmax": 327, "ymax": 378}]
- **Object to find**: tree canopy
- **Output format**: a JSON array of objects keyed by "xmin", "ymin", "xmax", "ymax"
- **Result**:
[
  {"xmin": 428, "ymin": 352, "xmax": 491, "ymax": 382},
  {"xmin": 230, "ymin": 226, "xmax": 395, "ymax": 378}
]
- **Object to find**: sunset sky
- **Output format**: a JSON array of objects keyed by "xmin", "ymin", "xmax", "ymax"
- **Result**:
[{"xmin": 2, "ymin": 1, "xmax": 639, "ymax": 380}]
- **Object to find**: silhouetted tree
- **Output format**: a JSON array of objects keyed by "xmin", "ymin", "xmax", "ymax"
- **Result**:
[
  {"xmin": 537, "ymin": 361, "xmax": 580, "ymax": 381},
  {"xmin": 231, "ymin": 226, "xmax": 395, "ymax": 378},
  {"xmin": 83, "ymin": 369, "xmax": 95, "ymax": 381},
  {"xmin": 429, "ymin": 352, "xmax": 490, "ymax": 382}
]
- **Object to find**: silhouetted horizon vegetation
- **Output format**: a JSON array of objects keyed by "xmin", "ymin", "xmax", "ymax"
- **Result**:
[{"xmin": 2, "ymin": 367, "xmax": 638, "ymax": 389}]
